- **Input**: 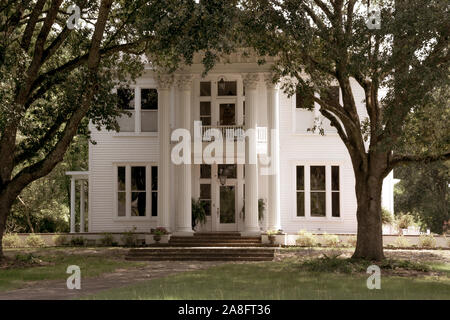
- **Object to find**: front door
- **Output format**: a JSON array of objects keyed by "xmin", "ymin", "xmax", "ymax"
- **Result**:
[{"xmin": 217, "ymin": 183, "xmax": 238, "ymax": 231}]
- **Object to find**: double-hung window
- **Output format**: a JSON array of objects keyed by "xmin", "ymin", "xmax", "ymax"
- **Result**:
[
  {"xmin": 116, "ymin": 164, "xmax": 158, "ymax": 218},
  {"xmin": 296, "ymin": 165, "xmax": 340, "ymax": 218},
  {"xmin": 117, "ymin": 87, "xmax": 158, "ymax": 133}
]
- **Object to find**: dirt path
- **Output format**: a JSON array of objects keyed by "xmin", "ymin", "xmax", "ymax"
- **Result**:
[{"xmin": 0, "ymin": 261, "xmax": 230, "ymax": 300}]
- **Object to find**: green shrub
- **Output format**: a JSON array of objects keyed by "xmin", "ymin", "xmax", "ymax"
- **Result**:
[
  {"xmin": 346, "ymin": 236, "xmax": 357, "ymax": 247},
  {"xmin": 2, "ymin": 233, "xmax": 22, "ymax": 248},
  {"xmin": 397, "ymin": 214, "xmax": 415, "ymax": 229},
  {"xmin": 419, "ymin": 234, "xmax": 436, "ymax": 248},
  {"xmin": 296, "ymin": 230, "xmax": 317, "ymax": 247},
  {"xmin": 53, "ymin": 234, "xmax": 68, "ymax": 246},
  {"xmin": 381, "ymin": 208, "xmax": 394, "ymax": 225},
  {"xmin": 121, "ymin": 227, "xmax": 138, "ymax": 247},
  {"xmin": 394, "ymin": 235, "xmax": 410, "ymax": 248},
  {"xmin": 322, "ymin": 233, "xmax": 340, "ymax": 247},
  {"xmin": 70, "ymin": 236, "xmax": 86, "ymax": 246},
  {"xmin": 100, "ymin": 233, "xmax": 115, "ymax": 246},
  {"xmin": 25, "ymin": 234, "xmax": 46, "ymax": 248}
]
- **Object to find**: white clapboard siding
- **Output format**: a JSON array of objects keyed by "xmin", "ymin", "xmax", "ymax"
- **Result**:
[{"xmin": 88, "ymin": 73, "xmax": 391, "ymax": 234}]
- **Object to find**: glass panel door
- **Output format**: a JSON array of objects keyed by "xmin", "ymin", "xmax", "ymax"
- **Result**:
[{"xmin": 217, "ymin": 183, "xmax": 237, "ymax": 231}]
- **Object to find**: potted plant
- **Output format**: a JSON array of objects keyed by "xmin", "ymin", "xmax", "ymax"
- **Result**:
[
  {"xmin": 396, "ymin": 214, "xmax": 415, "ymax": 235},
  {"xmin": 266, "ymin": 229, "xmax": 280, "ymax": 245},
  {"xmin": 192, "ymin": 198, "xmax": 207, "ymax": 230},
  {"xmin": 152, "ymin": 227, "xmax": 168, "ymax": 243}
]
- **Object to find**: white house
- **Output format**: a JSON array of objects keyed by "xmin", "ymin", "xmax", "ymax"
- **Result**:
[{"xmin": 67, "ymin": 52, "xmax": 394, "ymax": 236}]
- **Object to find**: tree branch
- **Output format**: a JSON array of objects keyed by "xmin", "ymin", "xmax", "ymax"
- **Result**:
[
  {"xmin": 21, "ymin": 0, "xmax": 46, "ymax": 51},
  {"xmin": 389, "ymin": 152, "xmax": 450, "ymax": 171}
]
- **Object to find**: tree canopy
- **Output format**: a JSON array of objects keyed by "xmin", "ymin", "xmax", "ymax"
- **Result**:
[
  {"xmin": 239, "ymin": 0, "xmax": 449, "ymax": 259},
  {"xmin": 0, "ymin": 0, "xmax": 239, "ymax": 259}
]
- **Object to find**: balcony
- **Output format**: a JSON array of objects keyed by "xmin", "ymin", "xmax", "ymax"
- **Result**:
[{"xmin": 197, "ymin": 125, "xmax": 267, "ymax": 143}]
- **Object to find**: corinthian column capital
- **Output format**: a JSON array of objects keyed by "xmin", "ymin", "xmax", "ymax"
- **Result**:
[
  {"xmin": 157, "ymin": 74, "xmax": 174, "ymax": 90},
  {"xmin": 263, "ymin": 73, "xmax": 279, "ymax": 89},
  {"xmin": 242, "ymin": 73, "xmax": 260, "ymax": 90},
  {"xmin": 176, "ymin": 74, "xmax": 193, "ymax": 91}
]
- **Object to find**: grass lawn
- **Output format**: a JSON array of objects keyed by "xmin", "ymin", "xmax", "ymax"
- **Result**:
[
  {"xmin": 0, "ymin": 247, "xmax": 144, "ymax": 292},
  {"xmin": 83, "ymin": 258, "xmax": 450, "ymax": 300}
]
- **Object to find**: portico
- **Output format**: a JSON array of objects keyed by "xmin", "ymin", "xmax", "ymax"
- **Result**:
[{"xmin": 156, "ymin": 71, "xmax": 281, "ymax": 236}]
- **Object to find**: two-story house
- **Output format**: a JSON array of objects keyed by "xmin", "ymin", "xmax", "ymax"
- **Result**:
[{"xmin": 67, "ymin": 52, "xmax": 395, "ymax": 237}]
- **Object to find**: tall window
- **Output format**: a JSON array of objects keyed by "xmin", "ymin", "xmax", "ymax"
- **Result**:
[
  {"xmin": 310, "ymin": 166, "xmax": 326, "ymax": 217},
  {"xmin": 117, "ymin": 166, "xmax": 126, "ymax": 216},
  {"xmin": 200, "ymin": 164, "xmax": 211, "ymax": 179},
  {"xmin": 200, "ymin": 184, "xmax": 211, "ymax": 216},
  {"xmin": 199, "ymin": 164, "xmax": 211, "ymax": 216},
  {"xmin": 116, "ymin": 165, "xmax": 158, "ymax": 217},
  {"xmin": 117, "ymin": 87, "xmax": 158, "ymax": 133},
  {"xmin": 200, "ymin": 102, "xmax": 211, "ymax": 125},
  {"xmin": 332, "ymin": 166, "xmax": 340, "ymax": 217},
  {"xmin": 151, "ymin": 166, "xmax": 158, "ymax": 216},
  {"xmin": 117, "ymin": 88, "xmax": 135, "ymax": 132},
  {"xmin": 295, "ymin": 165, "xmax": 341, "ymax": 218},
  {"xmin": 200, "ymin": 81, "xmax": 211, "ymax": 96},
  {"xmin": 131, "ymin": 167, "xmax": 146, "ymax": 216},
  {"xmin": 296, "ymin": 166, "xmax": 305, "ymax": 217},
  {"xmin": 141, "ymin": 88, "xmax": 158, "ymax": 132}
]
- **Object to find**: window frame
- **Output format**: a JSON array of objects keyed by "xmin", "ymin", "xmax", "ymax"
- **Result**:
[
  {"xmin": 293, "ymin": 162, "xmax": 342, "ymax": 221},
  {"xmin": 195, "ymin": 75, "xmax": 245, "ymax": 129},
  {"xmin": 113, "ymin": 163, "xmax": 158, "ymax": 221},
  {"xmin": 114, "ymin": 86, "xmax": 159, "ymax": 136}
]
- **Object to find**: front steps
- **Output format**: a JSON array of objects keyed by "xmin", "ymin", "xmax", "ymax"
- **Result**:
[
  {"xmin": 169, "ymin": 232, "xmax": 262, "ymax": 247},
  {"xmin": 126, "ymin": 247, "xmax": 275, "ymax": 261},
  {"xmin": 126, "ymin": 232, "xmax": 275, "ymax": 261}
]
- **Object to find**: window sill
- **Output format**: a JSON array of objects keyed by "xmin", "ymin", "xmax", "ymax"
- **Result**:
[
  {"xmin": 292, "ymin": 216, "xmax": 343, "ymax": 221},
  {"xmin": 113, "ymin": 132, "xmax": 158, "ymax": 137}
]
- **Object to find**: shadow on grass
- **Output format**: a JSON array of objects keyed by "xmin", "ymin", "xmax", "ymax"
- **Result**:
[{"xmin": 82, "ymin": 257, "xmax": 450, "ymax": 300}]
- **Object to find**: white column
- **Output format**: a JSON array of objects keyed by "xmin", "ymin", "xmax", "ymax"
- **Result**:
[
  {"xmin": 242, "ymin": 73, "xmax": 260, "ymax": 236},
  {"xmin": 70, "ymin": 177, "xmax": 76, "ymax": 233},
  {"xmin": 157, "ymin": 75, "xmax": 173, "ymax": 230},
  {"xmin": 264, "ymin": 74, "xmax": 281, "ymax": 231},
  {"xmin": 174, "ymin": 74, "xmax": 194, "ymax": 235},
  {"xmin": 79, "ymin": 180, "xmax": 85, "ymax": 233}
]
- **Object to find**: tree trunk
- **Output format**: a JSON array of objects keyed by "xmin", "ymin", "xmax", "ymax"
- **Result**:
[
  {"xmin": 0, "ymin": 190, "xmax": 17, "ymax": 261},
  {"xmin": 352, "ymin": 167, "xmax": 386, "ymax": 261}
]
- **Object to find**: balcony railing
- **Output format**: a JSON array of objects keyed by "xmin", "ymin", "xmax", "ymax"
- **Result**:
[{"xmin": 197, "ymin": 124, "xmax": 267, "ymax": 143}]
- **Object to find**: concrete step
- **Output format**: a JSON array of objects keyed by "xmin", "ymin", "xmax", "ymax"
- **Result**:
[
  {"xmin": 129, "ymin": 248, "xmax": 274, "ymax": 254},
  {"xmin": 125, "ymin": 256, "xmax": 274, "ymax": 261},
  {"xmin": 126, "ymin": 247, "xmax": 275, "ymax": 261}
]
